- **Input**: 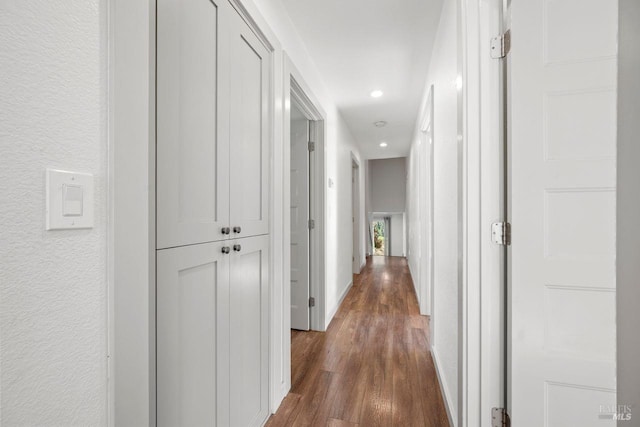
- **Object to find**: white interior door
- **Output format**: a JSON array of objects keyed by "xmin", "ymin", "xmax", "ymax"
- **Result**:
[
  {"xmin": 157, "ymin": 242, "xmax": 228, "ymax": 427},
  {"xmin": 509, "ymin": 0, "xmax": 618, "ymax": 425},
  {"xmin": 418, "ymin": 134, "xmax": 428, "ymax": 313},
  {"xmin": 290, "ymin": 103, "xmax": 310, "ymax": 331},
  {"xmin": 229, "ymin": 9, "xmax": 270, "ymax": 239},
  {"xmin": 352, "ymin": 162, "xmax": 360, "ymax": 274},
  {"xmin": 156, "ymin": 0, "xmax": 230, "ymax": 249}
]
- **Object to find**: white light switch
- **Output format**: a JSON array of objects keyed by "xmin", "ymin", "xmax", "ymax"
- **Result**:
[
  {"xmin": 63, "ymin": 184, "xmax": 83, "ymax": 216},
  {"xmin": 46, "ymin": 169, "xmax": 94, "ymax": 230}
]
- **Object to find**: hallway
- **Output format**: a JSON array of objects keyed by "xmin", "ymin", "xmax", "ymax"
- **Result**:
[{"xmin": 267, "ymin": 257, "xmax": 450, "ymax": 426}]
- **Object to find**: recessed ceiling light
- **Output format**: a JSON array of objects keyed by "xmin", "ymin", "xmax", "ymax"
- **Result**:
[
  {"xmin": 380, "ymin": 142, "xmax": 388, "ymax": 148},
  {"xmin": 370, "ymin": 90, "xmax": 383, "ymax": 98},
  {"xmin": 374, "ymin": 121, "xmax": 387, "ymax": 127}
]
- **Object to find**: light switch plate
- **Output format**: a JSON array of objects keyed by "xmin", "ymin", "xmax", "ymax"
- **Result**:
[{"xmin": 46, "ymin": 169, "xmax": 94, "ymax": 230}]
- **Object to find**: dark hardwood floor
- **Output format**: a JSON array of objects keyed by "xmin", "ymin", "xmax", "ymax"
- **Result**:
[{"xmin": 266, "ymin": 256, "xmax": 450, "ymax": 427}]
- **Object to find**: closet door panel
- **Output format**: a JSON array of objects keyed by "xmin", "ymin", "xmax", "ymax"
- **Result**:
[
  {"xmin": 157, "ymin": 0, "xmax": 231, "ymax": 249},
  {"xmin": 227, "ymin": 235, "xmax": 269, "ymax": 426},
  {"xmin": 157, "ymin": 242, "xmax": 230, "ymax": 427},
  {"xmin": 228, "ymin": 12, "xmax": 270, "ymax": 239}
]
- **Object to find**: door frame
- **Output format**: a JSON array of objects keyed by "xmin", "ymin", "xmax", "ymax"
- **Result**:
[
  {"xmin": 458, "ymin": 0, "xmax": 506, "ymax": 425},
  {"xmin": 281, "ymin": 51, "xmax": 328, "ymax": 400},
  {"xmin": 285, "ymin": 58, "xmax": 327, "ymax": 333}
]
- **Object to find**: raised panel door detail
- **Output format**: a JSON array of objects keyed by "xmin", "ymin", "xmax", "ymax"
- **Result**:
[
  {"xmin": 157, "ymin": 242, "xmax": 229, "ymax": 427},
  {"xmin": 157, "ymin": 0, "xmax": 230, "ymax": 249},
  {"xmin": 543, "ymin": 0, "xmax": 617, "ymax": 64},
  {"xmin": 544, "ymin": 89, "xmax": 616, "ymax": 161},
  {"xmin": 544, "ymin": 286, "xmax": 615, "ymax": 361},
  {"xmin": 229, "ymin": 12, "xmax": 270, "ymax": 238},
  {"xmin": 226, "ymin": 235, "xmax": 269, "ymax": 427},
  {"xmin": 545, "ymin": 382, "xmax": 616, "ymax": 427},
  {"xmin": 544, "ymin": 189, "xmax": 615, "ymax": 258}
]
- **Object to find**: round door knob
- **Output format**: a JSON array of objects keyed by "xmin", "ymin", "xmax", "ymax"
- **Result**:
[
  {"xmin": 221, "ymin": 246, "xmax": 230, "ymax": 254},
  {"xmin": 221, "ymin": 227, "xmax": 230, "ymax": 235},
  {"xmin": 233, "ymin": 244, "xmax": 242, "ymax": 252},
  {"xmin": 233, "ymin": 226, "xmax": 241, "ymax": 234}
]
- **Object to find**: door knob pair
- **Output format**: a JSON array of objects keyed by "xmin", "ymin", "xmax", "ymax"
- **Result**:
[
  {"xmin": 221, "ymin": 226, "xmax": 242, "ymax": 235},
  {"xmin": 221, "ymin": 245, "xmax": 242, "ymax": 254}
]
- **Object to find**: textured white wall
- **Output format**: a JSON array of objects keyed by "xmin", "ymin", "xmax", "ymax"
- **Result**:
[
  {"xmin": 406, "ymin": 0, "xmax": 459, "ymax": 423},
  {"xmin": 0, "ymin": 1, "xmax": 108, "ymax": 425},
  {"xmin": 369, "ymin": 157, "xmax": 407, "ymax": 213}
]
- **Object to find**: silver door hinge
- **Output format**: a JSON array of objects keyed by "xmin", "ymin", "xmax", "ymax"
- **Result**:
[
  {"xmin": 308, "ymin": 219, "xmax": 315, "ymax": 229},
  {"xmin": 490, "ymin": 29, "xmax": 511, "ymax": 59},
  {"xmin": 491, "ymin": 222, "xmax": 511, "ymax": 246},
  {"xmin": 309, "ymin": 297, "xmax": 316, "ymax": 307},
  {"xmin": 492, "ymin": 408, "xmax": 510, "ymax": 427},
  {"xmin": 308, "ymin": 141, "xmax": 315, "ymax": 152}
]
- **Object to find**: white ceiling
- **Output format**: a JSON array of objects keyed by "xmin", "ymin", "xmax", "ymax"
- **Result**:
[{"xmin": 281, "ymin": 0, "xmax": 443, "ymax": 159}]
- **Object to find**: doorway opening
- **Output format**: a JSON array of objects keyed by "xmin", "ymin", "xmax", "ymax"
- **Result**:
[
  {"xmin": 372, "ymin": 219, "xmax": 387, "ymax": 256},
  {"xmin": 278, "ymin": 58, "xmax": 328, "ymax": 407},
  {"xmin": 286, "ymin": 72, "xmax": 326, "ymax": 335}
]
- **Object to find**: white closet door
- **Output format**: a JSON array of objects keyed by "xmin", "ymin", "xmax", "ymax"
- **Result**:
[
  {"xmin": 509, "ymin": 0, "xmax": 617, "ymax": 425},
  {"xmin": 157, "ymin": 0, "xmax": 231, "ymax": 249},
  {"xmin": 228, "ymin": 10, "xmax": 270, "ymax": 239},
  {"xmin": 157, "ymin": 242, "xmax": 230, "ymax": 427},
  {"xmin": 217, "ymin": 235, "xmax": 269, "ymax": 427}
]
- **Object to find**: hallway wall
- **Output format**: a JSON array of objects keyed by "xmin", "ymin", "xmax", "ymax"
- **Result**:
[
  {"xmin": 406, "ymin": 0, "xmax": 459, "ymax": 424},
  {"xmin": 389, "ymin": 214, "xmax": 405, "ymax": 257},
  {"xmin": 0, "ymin": 1, "xmax": 108, "ymax": 425},
  {"xmin": 250, "ymin": 0, "xmax": 367, "ymax": 328},
  {"xmin": 368, "ymin": 157, "xmax": 407, "ymax": 213}
]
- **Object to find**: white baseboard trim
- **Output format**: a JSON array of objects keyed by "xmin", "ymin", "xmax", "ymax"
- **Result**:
[
  {"xmin": 325, "ymin": 279, "xmax": 353, "ymax": 329},
  {"xmin": 269, "ymin": 382, "xmax": 288, "ymax": 418},
  {"xmin": 432, "ymin": 345, "xmax": 456, "ymax": 427},
  {"xmin": 407, "ymin": 261, "xmax": 419, "ymax": 297}
]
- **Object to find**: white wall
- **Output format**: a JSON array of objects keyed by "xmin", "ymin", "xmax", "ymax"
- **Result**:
[
  {"xmin": 0, "ymin": 1, "xmax": 108, "ymax": 425},
  {"xmin": 250, "ymin": 0, "xmax": 366, "ymax": 327},
  {"xmin": 369, "ymin": 158, "xmax": 407, "ymax": 213},
  {"xmin": 618, "ymin": 0, "xmax": 640, "ymax": 417},
  {"xmin": 406, "ymin": 0, "xmax": 459, "ymax": 424},
  {"xmin": 390, "ymin": 214, "xmax": 405, "ymax": 257}
]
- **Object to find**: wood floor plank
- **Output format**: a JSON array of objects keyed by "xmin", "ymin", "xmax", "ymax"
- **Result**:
[
  {"xmin": 265, "ymin": 393, "xmax": 302, "ymax": 427},
  {"xmin": 266, "ymin": 257, "xmax": 450, "ymax": 427},
  {"xmin": 327, "ymin": 418, "xmax": 359, "ymax": 427}
]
